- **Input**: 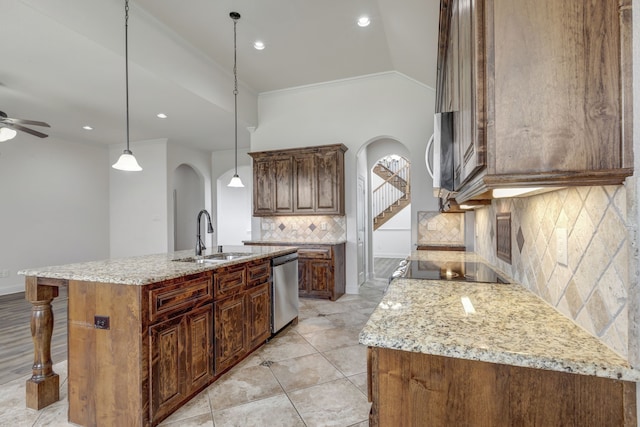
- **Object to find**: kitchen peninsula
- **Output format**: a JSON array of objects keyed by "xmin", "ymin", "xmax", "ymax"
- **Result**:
[
  {"xmin": 19, "ymin": 245, "xmax": 296, "ymax": 427},
  {"xmin": 360, "ymin": 251, "xmax": 639, "ymax": 426}
]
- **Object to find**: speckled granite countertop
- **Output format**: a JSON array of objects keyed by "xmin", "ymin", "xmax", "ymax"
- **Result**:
[
  {"xmin": 18, "ymin": 245, "xmax": 296, "ymax": 286},
  {"xmin": 243, "ymin": 240, "xmax": 347, "ymax": 246},
  {"xmin": 359, "ymin": 251, "xmax": 639, "ymax": 382}
]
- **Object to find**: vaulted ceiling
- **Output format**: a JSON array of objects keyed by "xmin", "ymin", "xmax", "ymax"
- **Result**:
[{"xmin": 0, "ymin": 0, "xmax": 440, "ymax": 151}]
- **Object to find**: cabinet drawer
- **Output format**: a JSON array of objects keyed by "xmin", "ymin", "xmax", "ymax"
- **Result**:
[
  {"xmin": 149, "ymin": 275, "xmax": 213, "ymax": 323},
  {"xmin": 214, "ymin": 264, "xmax": 246, "ymax": 298},
  {"xmin": 247, "ymin": 260, "xmax": 271, "ymax": 288},
  {"xmin": 298, "ymin": 247, "xmax": 332, "ymax": 260}
]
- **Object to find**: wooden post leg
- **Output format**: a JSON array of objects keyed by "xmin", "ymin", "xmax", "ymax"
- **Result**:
[{"xmin": 25, "ymin": 277, "xmax": 60, "ymax": 410}]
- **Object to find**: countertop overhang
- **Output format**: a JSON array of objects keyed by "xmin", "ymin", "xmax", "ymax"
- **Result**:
[
  {"xmin": 359, "ymin": 251, "xmax": 639, "ymax": 382},
  {"xmin": 18, "ymin": 245, "xmax": 296, "ymax": 286}
]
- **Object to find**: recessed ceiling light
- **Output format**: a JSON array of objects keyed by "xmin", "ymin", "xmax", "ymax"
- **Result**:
[
  {"xmin": 253, "ymin": 41, "xmax": 265, "ymax": 50},
  {"xmin": 156, "ymin": 113, "xmax": 168, "ymax": 119},
  {"xmin": 357, "ymin": 16, "xmax": 370, "ymax": 27},
  {"xmin": 82, "ymin": 125, "xmax": 93, "ymax": 130}
]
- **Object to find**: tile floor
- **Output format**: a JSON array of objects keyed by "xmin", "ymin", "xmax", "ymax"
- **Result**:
[{"xmin": 0, "ymin": 277, "xmax": 390, "ymax": 427}]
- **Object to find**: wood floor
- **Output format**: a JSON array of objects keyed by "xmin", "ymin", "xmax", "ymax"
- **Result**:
[{"xmin": 0, "ymin": 287, "xmax": 68, "ymax": 385}]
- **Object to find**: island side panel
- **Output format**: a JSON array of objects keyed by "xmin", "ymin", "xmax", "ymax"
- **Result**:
[
  {"xmin": 68, "ymin": 280, "xmax": 144, "ymax": 427},
  {"xmin": 25, "ymin": 276, "xmax": 63, "ymax": 410},
  {"xmin": 369, "ymin": 347, "xmax": 635, "ymax": 426}
]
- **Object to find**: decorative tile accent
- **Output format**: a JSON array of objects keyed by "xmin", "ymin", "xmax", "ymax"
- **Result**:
[
  {"xmin": 417, "ymin": 211, "xmax": 464, "ymax": 245},
  {"xmin": 474, "ymin": 186, "xmax": 630, "ymax": 358},
  {"xmin": 516, "ymin": 227, "xmax": 525, "ymax": 253},
  {"xmin": 496, "ymin": 213, "xmax": 512, "ymax": 264},
  {"xmin": 260, "ymin": 216, "xmax": 346, "ymax": 242}
]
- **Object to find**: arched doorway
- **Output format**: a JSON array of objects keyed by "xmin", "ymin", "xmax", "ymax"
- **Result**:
[
  {"xmin": 356, "ymin": 138, "xmax": 412, "ymax": 284},
  {"xmin": 173, "ymin": 163, "xmax": 203, "ymax": 251}
]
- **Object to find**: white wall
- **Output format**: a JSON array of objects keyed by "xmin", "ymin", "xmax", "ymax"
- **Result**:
[
  {"xmin": 0, "ymin": 137, "xmax": 109, "ymax": 295},
  {"xmin": 252, "ymin": 72, "xmax": 436, "ymax": 293},
  {"xmin": 109, "ymin": 139, "xmax": 168, "ymax": 258},
  {"xmin": 217, "ymin": 165, "xmax": 252, "ymax": 245},
  {"xmin": 373, "ymin": 205, "xmax": 412, "ymax": 257}
]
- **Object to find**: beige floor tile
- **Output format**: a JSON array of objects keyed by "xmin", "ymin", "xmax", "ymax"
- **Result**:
[
  {"xmin": 256, "ymin": 330, "xmax": 317, "ymax": 362},
  {"xmin": 208, "ymin": 364, "xmax": 283, "ymax": 411},
  {"xmin": 269, "ymin": 353, "xmax": 344, "ymax": 391},
  {"xmin": 291, "ymin": 314, "xmax": 336, "ymax": 334},
  {"xmin": 287, "ymin": 378, "xmax": 371, "ymax": 427},
  {"xmin": 347, "ymin": 373, "xmax": 368, "ymax": 396},
  {"xmin": 159, "ymin": 392, "xmax": 211, "ymax": 425},
  {"xmin": 299, "ymin": 326, "xmax": 362, "ymax": 352},
  {"xmin": 160, "ymin": 412, "xmax": 214, "ymax": 427},
  {"xmin": 323, "ymin": 345, "xmax": 368, "ymax": 377},
  {"xmin": 213, "ymin": 394, "xmax": 305, "ymax": 427}
]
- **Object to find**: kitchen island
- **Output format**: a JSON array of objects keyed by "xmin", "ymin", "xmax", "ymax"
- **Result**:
[
  {"xmin": 360, "ymin": 251, "xmax": 639, "ymax": 426},
  {"xmin": 19, "ymin": 245, "xmax": 296, "ymax": 426}
]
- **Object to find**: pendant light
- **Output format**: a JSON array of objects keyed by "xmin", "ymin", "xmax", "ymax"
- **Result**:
[
  {"xmin": 228, "ymin": 11, "xmax": 244, "ymax": 187},
  {"xmin": 112, "ymin": 0, "xmax": 142, "ymax": 172}
]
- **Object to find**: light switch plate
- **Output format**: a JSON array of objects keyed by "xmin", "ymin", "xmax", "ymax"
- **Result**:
[{"xmin": 557, "ymin": 228, "xmax": 568, "ymax": 266}]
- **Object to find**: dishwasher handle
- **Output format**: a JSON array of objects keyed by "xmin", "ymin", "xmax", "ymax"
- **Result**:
[{"xmin": 271, "ymin": 252, "xmax": 299, "ymax": 266}]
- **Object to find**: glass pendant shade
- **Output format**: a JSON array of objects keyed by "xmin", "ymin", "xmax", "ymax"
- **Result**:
[
  {"xmin": 0, "ymin": 127, "xmax": 18, "ymax": 142},
  {"xmin": 228, "ymin": 174, "xmax": 244, "ymax": 187},
  {"xmin": 112, "ymin": 149, "xmax": 142, "ymax": 171}
]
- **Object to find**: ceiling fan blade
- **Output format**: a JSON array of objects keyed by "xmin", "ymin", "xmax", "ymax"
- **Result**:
[
  {"xmin": 1, "ymin": 117, "xmax": 50, "ymax": 127},
  {"xmin": 4, "ymin": 123, "xmax": 49, "ymax": 138}
]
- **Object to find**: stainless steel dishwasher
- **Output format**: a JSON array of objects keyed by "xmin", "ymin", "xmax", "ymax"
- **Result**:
[{"xmin": 271, "ymin": 252, "xmax": 299, "ymax": 333}]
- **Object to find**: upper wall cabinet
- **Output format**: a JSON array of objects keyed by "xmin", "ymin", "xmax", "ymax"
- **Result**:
[
  {"xmin": 436, "ymin": 0, "xmax": 633, "ymax": 203},
  {"xmin": 249, "ymin": 144, "xmax": 347, "ymax": 216}
]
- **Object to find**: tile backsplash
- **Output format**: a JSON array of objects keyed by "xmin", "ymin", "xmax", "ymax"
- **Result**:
[
  {"xmin": 259, "ymin": 216, "xmax": 346, "ymax": 242},
  {"xmin": 417, "ymin": 211, "xmax": 465, "ymax": 246},
  {"xmin": 474, "ymin": 186, "xmax": 629, "ymax": 357}
]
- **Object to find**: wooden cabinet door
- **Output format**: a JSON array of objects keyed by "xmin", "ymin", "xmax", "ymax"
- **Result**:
[
  {"xmin": 185, "ymin": 304, "xmax": 213, "ymax": 392},
  {"xmin": 454, "ymin": 0, "xmax": 485, "ymax": 189},
  {"xmin": 246, "ymin": 283, "xmax": 271, "ymax": 349},
  {"xmin": 308, "ymin": 260, "xmax": 332, "ymax": 298},
  {"xmin": 274, "ymin": 156, "xmax": 294, "ymax": 213},
  {"xmin": 298, "ymin": 258, "xmax": 309, "ymax": 296},
  {"xmin": 294, "ymin": 153, "xmax": 316, "ymax": 212},
  {"xmin": 315, "ymin": 149, "xmax": 342, "ymax": 214},
  {"xmin": 150, "ymin": 315, "xmax": 187, "ymax": 423},
  {"xmin": 214, "ymin": 294, "xmax": 246, "ymax": 374},
  {"xmin": 253, "ymin": 157, "xmax": 274, "ymax": 215}
]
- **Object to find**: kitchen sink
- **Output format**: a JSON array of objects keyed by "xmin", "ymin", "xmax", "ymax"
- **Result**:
[{"xmin": 173, "ymin": 252, "xmax": 253, "ymax": 264}]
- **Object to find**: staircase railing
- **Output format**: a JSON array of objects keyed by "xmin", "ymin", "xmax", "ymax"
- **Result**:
[{"xmin": 372, "ymin": 156, "xmax": 411, "ymax": 220}]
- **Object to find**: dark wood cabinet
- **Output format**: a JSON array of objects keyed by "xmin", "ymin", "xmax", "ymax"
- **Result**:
[
  {"xmin": 436, "ymin": 0, "xmax": 633, "ymax": 203},
  {"xmin": 150, "ymin": 303, "xmax": 213, "ymax": 422},
  {"xmin": 213, "ymin": 259, "xmax": 272, "ymax": 375},
  {"xmin": 297, "ymin": 243, "xmax": 345, "ymax": 301},
  {"xmin": 214, "ymin": 293, "xmax": 246, "ymax": 374},
  {"xmin": 249, "ymin": 144, "xmax": 347, "ymax": 216},
  {"xmin": 368, "ymin": 347, "xmax": 636, "ymax": 427}
]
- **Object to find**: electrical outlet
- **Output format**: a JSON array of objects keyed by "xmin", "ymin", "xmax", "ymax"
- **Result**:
[
  {"xmin": 94, "ymin": 315, "xmax": 110, "ymax": 330},
  {"xmin": 427, "ymin": 221, "xmax": 437, "ymax": 231},
  {"xmin": 557, "ymin": 228, "xmax": 568, "ymax": 266},
  {"xmin": 0, "ymin": 269, "xmax": 9, "ymax": 278},
  {"xmin": 321, "ymin": 222, "xmax": 327, "ymax": 231}
]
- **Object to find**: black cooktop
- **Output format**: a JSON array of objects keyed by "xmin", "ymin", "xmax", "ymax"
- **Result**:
[{"xmin": 403, "ymin": 260, "xmax": 509, "ymax": 284}]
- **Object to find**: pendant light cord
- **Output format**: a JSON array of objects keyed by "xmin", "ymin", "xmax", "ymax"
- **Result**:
[
  {"xmin": 233, "ymin": 16, "xmax": 239, "ymax": 176},
  {"xmin": 125, "ymin": 0, "xmax": 131, "ymax": 153}
]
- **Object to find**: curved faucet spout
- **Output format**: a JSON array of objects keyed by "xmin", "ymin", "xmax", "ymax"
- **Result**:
[{"xmin": 196, "ymin": 209, "xmax": 215, "ymax": 256}]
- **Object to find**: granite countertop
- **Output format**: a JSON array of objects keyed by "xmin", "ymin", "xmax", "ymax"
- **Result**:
[
  {"xmin": 359, "ymin": 251, "xmax": 639, "ymax": 382},
  {"xmin": 243, "ymin": 240, "xmax": 347, "ymax": 246},
  {"xmin": 18, "ymin": 245, "xmax": 296, "ymax": 286}
]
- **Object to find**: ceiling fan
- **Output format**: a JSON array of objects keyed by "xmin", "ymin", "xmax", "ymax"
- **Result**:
[{"xmin": 0, "ymin": 110, "xmax": 50, "ymax": 141}]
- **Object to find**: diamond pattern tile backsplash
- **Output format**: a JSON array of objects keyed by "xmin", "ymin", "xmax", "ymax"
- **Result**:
[
  {"xmin": 417, "ymin": 211, "xmax": 465, "ymax": 245},
  {"xmin": 475, "ymin": 186, "xmax": 629, "ymax": 357},
  {"xmin": 259, "ymin": 216, "xmax": 346, "ymax": 242}
]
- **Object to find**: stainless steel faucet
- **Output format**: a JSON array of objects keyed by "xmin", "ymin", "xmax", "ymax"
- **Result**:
[{"xmin": 195, "ymin": 209, "xmax": 214, "ymax": 256}]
